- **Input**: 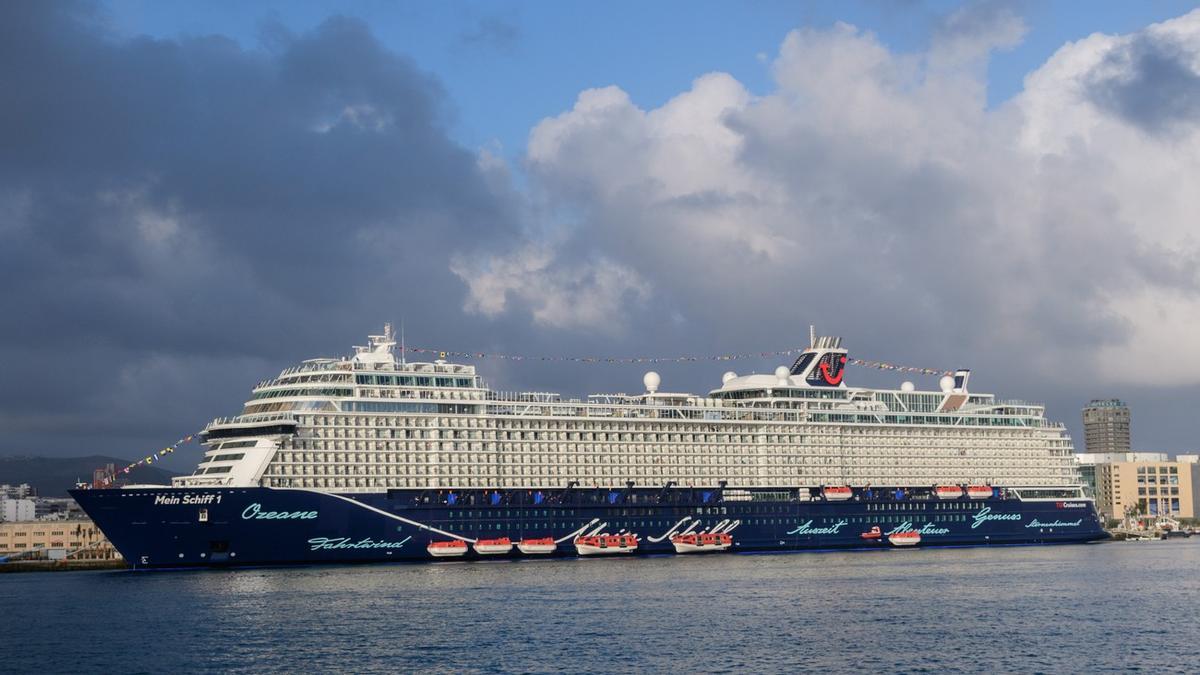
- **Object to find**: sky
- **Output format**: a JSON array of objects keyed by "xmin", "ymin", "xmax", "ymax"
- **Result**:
[{"xmin": 3, "ymin": 0, "xmax": 1200, "ymax": 471}]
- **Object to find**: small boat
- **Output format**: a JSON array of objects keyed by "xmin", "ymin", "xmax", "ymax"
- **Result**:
[
  {"xmin": 823, "ymin": 486, "xmax": 854, "ymax": 501},
  {"xmin": 967, "ymin": 485, "xmax": 993, "ymax": 500},
  {"xmin": 671, "ymin": 532, "xmax": 733, "ymax": 553},
  {"xmin": 517, "ymin": 537, "xmax": 558, "ymax": 555},
  {"xmin": 427, "ymin": 540, "xmax": 468, "ymax": 557},
  {"xmin": 574, "ymin": 534, "xmax": 638, "ymax": 556},
  {"xmin": 473, "ymin": 537, "xmax": 513, "ymax": 555},
  {"xmin": 935, "ymin": 485, "xmax": 964, "ymax": 500},
  {"xmin": 860, "ymin": 526, "xmax": 882, "ymax": 540},
  {"xmin": 888, "ymin": 531, "xmax": 921, "ymax": 547}
]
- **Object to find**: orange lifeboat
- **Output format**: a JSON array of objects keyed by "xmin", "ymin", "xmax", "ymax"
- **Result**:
[
  {"xmin": 967, "ymin": 485, "xmax": 994, "ymax": 500},
  {"xmin": 935, "ymin": 485, "xmax": 964, "ymax": 500},
  {"xmin": 517, "ymin": 537, "xmax": 557, "ymax": 555},
  {"xmin": 823, "ymin": 486, "xmax": 854, "ymax": 501},
  {"xmin": 860, "ymin": 526, "xmax": 882, "ymax": 540},
  {"xmin": 473, "ymin": 537, "xmax": 513, "ymax": 555},
  {"xmin": 888, "ymin": 531, "xmax": 921, "ymax": 547},
  {"xmin": 427, "ymin": 540, "xmax": 468, "ymax": 558},
  {"xmin": 671, "ymin": 532, "xmax": 733, "ymax": 553},
  {"xmin": 574, "ymin": 534, "xmax": 638, "ymax": 556}
]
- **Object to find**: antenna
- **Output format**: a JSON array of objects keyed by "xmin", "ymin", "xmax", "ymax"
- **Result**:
[
  {"xmin": 809, "ymin": 325, "xmax": 815, "ymax": 349},
  {"xmin": 400, "ymin": 318, "xmax": 406, "ymax": 365}
]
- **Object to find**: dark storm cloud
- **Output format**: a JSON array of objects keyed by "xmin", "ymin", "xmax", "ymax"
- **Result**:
[
  {"xmin": 0, "ymin": 2, "xmax": 521, "ymax": 457},
  {"xmin": 1087, "ymin": 33, "xmax": 1200, "ymax": 134}
]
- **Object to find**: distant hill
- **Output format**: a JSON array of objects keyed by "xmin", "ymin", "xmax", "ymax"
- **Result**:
[{"xmin": 0, "ymin": 456, "xmax": 179, "ymax": 497}]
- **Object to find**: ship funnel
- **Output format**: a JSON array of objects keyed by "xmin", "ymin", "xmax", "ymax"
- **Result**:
[{"xmin": 789, "ymin": 334, "xmax": 848, "ymax": 386}]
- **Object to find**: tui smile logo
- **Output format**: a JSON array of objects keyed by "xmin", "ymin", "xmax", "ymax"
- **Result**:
[{"xmin": 820, "ymin": 354, "xmax": 848, "ymax": 385}]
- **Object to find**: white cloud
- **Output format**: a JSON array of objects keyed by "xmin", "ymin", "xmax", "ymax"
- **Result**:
[
  {"xmin": 451, "ymin": 245, "xmax": 650, "ymax": 333},
  {"xmin": 929, "ymin": 1, "xmax": 1027, "ymax": 69},
  {"xmin": 484, "ymin": 8, "xmax": 1200, "ymax": 386}
]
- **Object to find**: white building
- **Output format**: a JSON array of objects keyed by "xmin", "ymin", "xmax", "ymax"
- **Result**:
[
  {"xmin": 1, "ymin": 483, "xmax": 35, "ymax": 499},
  {"xmin": 1, "ymin": 498, "xmax": 36, "ymax": 522}
]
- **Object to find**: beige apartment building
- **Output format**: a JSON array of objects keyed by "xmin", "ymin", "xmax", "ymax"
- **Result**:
[
  {"xmin": 0, "ymin": 519, "xmax": 120, "ymax": 560},
  {"xmin": 1094, "ymin": 460, "xmax": 1198, "ymax": 521}
]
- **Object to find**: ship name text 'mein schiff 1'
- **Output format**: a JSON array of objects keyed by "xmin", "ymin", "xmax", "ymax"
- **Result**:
[{"xmin": 72, "ymin": 326, "xmax": 1107, "ymax": 568}]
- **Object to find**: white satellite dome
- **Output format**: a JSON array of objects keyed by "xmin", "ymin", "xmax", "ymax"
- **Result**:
[
  {"xmin": 772, "ymin": 362, "xmax": 792, "ymax": 384},
  {"xmin": 939, "ymin": 375, "xmax": 954, "ymax": 392},
  {"xmin": 900, "ymin": 381, "xmax": 915, "ymax": 392},
  {"xmin": 722, "ymin": 371, "xmax": 737, "ymax": 384},
  {"xmin": 643, "ymin": 371, "xmax": 661, "ymax": 394}
]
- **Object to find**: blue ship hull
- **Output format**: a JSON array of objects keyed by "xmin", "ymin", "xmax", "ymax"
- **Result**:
[{"xmin": 70, "ymin": 486, "xmax": 1109, "ymax": 569}]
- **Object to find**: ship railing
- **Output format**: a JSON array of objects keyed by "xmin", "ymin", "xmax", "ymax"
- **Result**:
[
  {"xmin": 486, "ymin": 391, "xmax": 564, "ymax": 403},
  {"xmin": 256, "ymin": 371, "xmax": 358, "ymax": 389},
  {"xmin": 482, "ymin": 399, "xmax": 1064, "ymax": 427},
  {"xmin": 345, "ymin": 361, "xmax": 475, "ymax": 374},
  {"xmin": 278, "ymin": 360, "xmax": 477, "ymax": 378},
  {"xmin": 172, "ymin": 475, "xmax": 223, "ymax": 486},
  {"xmin": 208, "ymin": 412, "xmax": 298, "ymax": 427},
  {"xmin": 995, "ymin": 399, "xmax": 1045, "ymax": 408},
  {"xmin": 482, "ymin": 401, "xmax": 802, "ymax": 422},
  {"xmin": 279, "ymin": 361, "xmax": 344, "ymax": 376}
]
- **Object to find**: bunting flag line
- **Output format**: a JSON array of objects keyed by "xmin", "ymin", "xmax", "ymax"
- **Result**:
[
  {"xmin": 99, "ymin": 433, "xmax": 198, "ymax": 486},
  {"xmin": 399, "ymin": 346, "xmax": 952, "ymax": 376},
  {"xmin": 848, "ymin": 359, "xmax": 950, "ymax": 377},
  {"xmin": 399, "ymin": 345, "xmax": 803, "ymax": 364}
]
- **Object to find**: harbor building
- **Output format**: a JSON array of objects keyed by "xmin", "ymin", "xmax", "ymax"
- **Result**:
[
  {"xmin": 1075, "ymin": 452, "xmax": 1167, "ymax": 497},
  {"xmin": 1093, "ymin": 459, "xmax": 1197, "ymax": 521},
  {"xmin": 1082, "ymin": 399, "xmax": 1131, "ymax": 455},
  {"xmin": 0, "ymin": 519, "xmax": 121, "ymax": 561}
]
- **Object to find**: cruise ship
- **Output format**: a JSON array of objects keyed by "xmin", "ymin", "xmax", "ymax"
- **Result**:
[{"xmin": 71, "ymin": 326, "xmax": 1107, "ymax": 568}]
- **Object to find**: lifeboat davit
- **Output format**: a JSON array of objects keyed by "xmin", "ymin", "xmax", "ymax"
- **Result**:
[
  {"xmin": 574, "ymin": 534, "xmax": 638, "ymax": 556},
  {"xmin": 935, "ymin": 485, "xmax": 964, "ymax": 500},
  {"xmin": 427, "ymin": 540, "xmax": 469, "ymax": 557},
  {"xmin": 517, "ymin": 537, "xmax": 557, "ymax": 555},
  {"xmin": 967, "ymin": 485, "xmax": 994, "ymax": 500},
  {"xmin": 671, "ymin": 532, "xmax": 733, "ymax": 553},
  {"xmin": 473, "ymin": 537, "xmax": 513, "ymax": 555},
  {"xmin": 860, "ymin": 526, "xmax": 882, "ymax": 540},
  {"xmin": 888, "ymin": 531, "xmax": 922, "ymax": 547},
  {"xmin": 823, "ymin": 486, "xmax": 854, "ymax": 501}
]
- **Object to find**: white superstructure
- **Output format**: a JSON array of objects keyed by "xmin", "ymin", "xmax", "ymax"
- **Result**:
[{"xmin": 175, "ymin": 326, "xmax": 1081, "ymax": 492}]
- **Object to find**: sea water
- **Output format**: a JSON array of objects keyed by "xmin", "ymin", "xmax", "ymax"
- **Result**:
[{"xmin": 3, "ymin": 540, "xmax": 1198, "ymax": 673}]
